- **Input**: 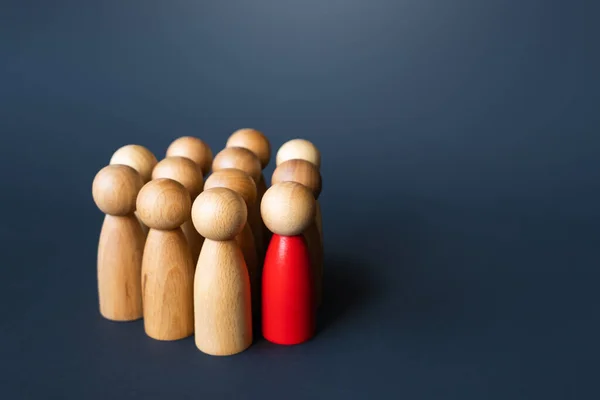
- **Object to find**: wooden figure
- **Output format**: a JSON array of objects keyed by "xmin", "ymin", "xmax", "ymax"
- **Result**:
[
  {"xmin": 274, "ymin": 138, "xmax": 323, "ymax": 241},
  {"xmin": 152, "ymin": 156, "xmax": 205, "ymax": 264},
  {"xmin": 192, "ymin": 187, "xmax": 253, "ymax": 356},
  {"xmin": 92, "ymin": 164, "xmax": 144, "ymax": 321},
  {"xmin": 166, "ymin": 136, "xmax": 213, "ymax": 178},
  {"xmin": 271, "ymin": 159, "xmax": 324, "ymax": 307},
  {"xmin": 203, "ymin": 169, "xmax": 260, "ymax": 326},
  {"xmin": 137, "ymin": 178, "xmax": 195, "ymax": 341},
  {"xmin": 212, "ymin": 147, "xmax": 265, "ymax": 262},
  {"xmin": 261, "ymin": 182, "xmax": 316, "ymax": 345},
  {"xmin": 275, "ymin": 138, "xmax": 321, "ymax": 169},
  {"xmin": 226, "ymin": 128, "xmax": 272, "ymax": 247},
  {"xmin": 110, "ymin": 144, "xmax": 158, "ymax": 183},
  {"xmin": 109, "ymin": 144, "xmax": 158, "ymax": 236}
]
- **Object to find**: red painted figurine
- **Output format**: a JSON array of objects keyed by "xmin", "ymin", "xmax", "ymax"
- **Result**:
[{"xmin": 260, "ymin": 181, "xmax": 317, "ymax": 345}]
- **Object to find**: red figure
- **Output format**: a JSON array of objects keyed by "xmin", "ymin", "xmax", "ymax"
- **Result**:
[
  {"xmin": 260, "ymin": 182, "xmax": 317, "ymax": 345},
  {"xmin": 262, "ymin": 234, "xmax": 315, "ymax": 345}
]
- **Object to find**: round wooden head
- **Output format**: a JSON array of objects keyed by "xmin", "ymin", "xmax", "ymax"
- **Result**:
[
  {"xmin": 93, "ymin": 164, "xmax": 144, "ymax": 216},
  {"xmin": 192, "ymin": 187, "xmax": 247, "ymax": 241},
  {"xmin": 212, "ymin": 147, "xmax": 262, "ymax": 183},
  {"xmin": 271, "ymin": 159, "xmax": 322, "ymax": 199},
  {"xmin": 226, "ymin": 128, "xmax": 271, "ymax": 170},
  {"xmin": 109, "ymin": 144, "xmax": 158, "ymax": 183},
  {"xmin": 152, "ymin": 156, "xmax": 204, "ymax": 199},
  {"xmin": 166, "ymin": 136, "xmax": 213, "ymax": 176},
  {"xmin": 136, "ymin": 178, "xmax": 191, "ymax": 230},
  {"xmin": 204, "ymin": 168, "xmax": 257, "ymax": 208},
  {"xmin": 275, "ymin": 139, "xmax": 321, "ymax": 168},
  {"xmin": 261, "ymin": 181, "xmax": 316, "ymax": 236}
]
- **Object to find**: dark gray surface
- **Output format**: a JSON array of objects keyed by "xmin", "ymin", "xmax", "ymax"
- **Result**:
[{"xmin": 0, "ymin": 1, "xmax": 597, "ymax": 398}]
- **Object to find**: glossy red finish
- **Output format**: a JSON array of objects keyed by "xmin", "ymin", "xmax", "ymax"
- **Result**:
[{"xmin": 262, "ymin": 234, "xmax": 315, "ymax": 345}]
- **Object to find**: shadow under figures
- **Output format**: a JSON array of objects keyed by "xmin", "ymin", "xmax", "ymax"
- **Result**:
[{"xmin": 316, "ymin": 254, "xmax": 380, "ymax": 334}]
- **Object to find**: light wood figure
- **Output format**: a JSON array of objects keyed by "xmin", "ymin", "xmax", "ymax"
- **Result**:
[
  {"xmin": 92, "ymin": 164, "xmax": 145, "ymax": 321},
  {"xmin": 109, "ymin": 144, "xmax": 158, "ymax": 236},
  {"xmin": 152, "ymin": 156, "xmax": 205, "ymax": 265},
  {"xmin": 137, "ymin": 178, "xmax": 194, "ymax": 341},
  {"xmin": 165, "ymin": 136, "xmax": 213, "ymax": 178},
  {"xmin": 204, "ymin": 168, "xmax": 260, "ymax": 326},
  {"xmin": 276, "ymin": 139, "xmax": 321, "ymax": 169},
  {"xmin": 261, "ymin": 182, "xmax": 317, "ymax": 345},
  {"xmin": 212, "ymin": 146, "xmax": 265, "ymax": 262},
  {"xmin": 271, "ymin": 159, "xmax": 324, "ymax": 307},
  {"xmin": 275, "ymin": 138, "xmax": 323, "ymax": 241},
  {"xmin": 226, "ymin": 128, "xmax": 272, "ymax": 248},
  {"xmin": 192, "ymin": 187, "xmax": 253, "ymax": 356}
]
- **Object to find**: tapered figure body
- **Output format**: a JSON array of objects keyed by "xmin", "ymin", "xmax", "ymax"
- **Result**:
[
  {"xmin": 109, "ymin": 144, "xmax": 158, "ymax": 236},
  {"xmin": 92, "ymin": 164, "xmax": 145, "ymax": 321},
  {"xmin": 204, "ymin": 169, "xmax": 260, "ymax": 327},
  {"xmin": 137, "ymin": 178, "xmax": 195, "ymax": 341},
  {"xmin": 272, "ymin": 158, "xmax": 324, "ymax": 307},
  {"xmin": 192, "ymin": 187, "xmax": 253, "ymax": 356},
  {"xmin": 261, "ymin": 182, "xmax": 317, "ymax": 345},
  {"xmin": 152, "ymin": 156, "xmax": 205, "ymax": 264},
  {"xmin": 212, "ymin": 146, "xmax": 265, "ymax": 262}
]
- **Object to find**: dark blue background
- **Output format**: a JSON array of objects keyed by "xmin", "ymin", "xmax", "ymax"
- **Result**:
[{"xmin": 0, "ymin": 1, "xmax": 597, "ymax": 398}]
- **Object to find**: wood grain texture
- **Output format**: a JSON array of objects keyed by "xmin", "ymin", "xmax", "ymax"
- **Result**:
[
  {"xmin": 261, "ymin": 182, "xmax": 316, "ymax": 237},
  {"xmin": 212, "ymin": 147, "xmax": 262, "ymax": 184},
  {"xmin": 97, "ymin": 215, "xmax": 144, "ymax": 321},
  {"xmin": 271, "ymin": 159, "xmax": 322, "ymax": 198},
  {"xmin": 270, "ymin": 155, "xmax": 324, "ymax": 307},
  {"xmin": 192, "ymin": 188, "xmax": 252, "ymax": 355},
  {"xmin": 109, "ymin": 145, "xmax": 156, "ymax": 236},
  {"xmin": 204, "ymin": 170, "xmax": 259, "ymax": 317},
  {"xmin": 137, "ymin": 178, "xmax": 195, "ymax": 341},
  {"xmin": 166, "ymin": 136, "xmax": 213, "ymax": 176},
  {"xmin": 226, "ymin": 128, "xmax": 271, "ymax": 169},
  {"xmin": 93, "ymin": 164, "xmax": 144, "ymax": 216},
  {"xmin": 141, "ymin": 229, "xmax": 195, "ymax": 341},
  {"xmin": 92, "ymin": 164, "xmax": 145, "ymax": 321},
  {"xmin": 204, "ymin": 168, "xmax": 257, "ymax": 207},
  {"xmin": 136, "ymin": 178, "xmax": 191, "ymax": 231},
  {"xmin": 194, "ymin": 239, "xmax": 253, "ymax": 356},
  {"xmin": 109, "ymin": 144, "xmax": 158, "ymax": 184},
  {"xmin": 224, "ymin": 128, "xmax": 272, "ymax": 258},
  {"xmin": 152, "ymin": 156, "xmax": 205, "ymax": 264},
  {"xmin": 192, "ymin": 188, "xmax": 247, "ymax": 242},
  {"xmin": 152, "ymin": 156, "xmax": 204, "ymax": 197},
  {"xmin": 210, "ymin": 150, "xmax": 263, "ymax": 260},
  {"xmin": 262, "ymin": 182, "xmax": 319, "ymax": 310}
]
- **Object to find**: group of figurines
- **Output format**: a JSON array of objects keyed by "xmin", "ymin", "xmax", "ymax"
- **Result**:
[{"xmin": 92, "ymin": 129, "xmax": 324, "ymax": 356}]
